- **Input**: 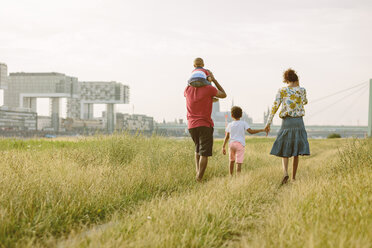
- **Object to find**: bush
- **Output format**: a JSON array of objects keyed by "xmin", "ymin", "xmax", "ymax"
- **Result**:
[
  {"xmin": 327, "ymin": 133, "xmax": 341, "ymax": 139},
  {"xmin": 334, "ymin": 139, "xmax": 372, "ymax": 173}
]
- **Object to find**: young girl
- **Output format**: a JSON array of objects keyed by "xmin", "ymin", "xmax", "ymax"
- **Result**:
[
  {"xmin": 222, "ymin": 106, "xmax": 266, "ymax": 176},
  {"xmin": 265, "ymin": 68, "xmax": 310, "ymax": 185}
]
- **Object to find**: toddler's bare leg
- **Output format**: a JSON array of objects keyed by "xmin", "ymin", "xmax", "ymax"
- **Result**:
[{"xmin": 229, "ymin": 161, "xmax": 235, "ymax": 176}]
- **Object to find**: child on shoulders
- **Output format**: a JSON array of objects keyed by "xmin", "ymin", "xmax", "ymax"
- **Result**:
[
  {"xmin": 222, "ymin": 106, "xmax": 267, "ymax": 176},
  {"xmin": 188, "ymin": 57, "xmax": 213, "ymax": 87}
]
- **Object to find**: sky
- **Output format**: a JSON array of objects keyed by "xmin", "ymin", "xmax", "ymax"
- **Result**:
[{"xmin": 0, "ymin": 0, "xmax": 371, "ymax": 125}]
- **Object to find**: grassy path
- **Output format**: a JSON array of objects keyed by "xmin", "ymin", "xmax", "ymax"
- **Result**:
[
  {"xmin": 56, "ymin": 141, "xmax": 371, "ymax": 247},
  {"xmin": 0, "ymin": 137, "xmax": 371, "ymax": 247}
]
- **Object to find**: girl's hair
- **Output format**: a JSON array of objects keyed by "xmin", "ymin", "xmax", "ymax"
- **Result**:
[
  {"xmin": 283, "ymin": 68, "xmax": 299, "ymax": 83},
  {"xmin": 231, "ymin": 106, "xmax": 242, "ymax": 119}
]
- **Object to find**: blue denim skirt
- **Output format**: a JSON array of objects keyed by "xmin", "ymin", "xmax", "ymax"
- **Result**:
[{"xmin": 270, "ymin": 117, "xmax": 310, "ymax": 157}]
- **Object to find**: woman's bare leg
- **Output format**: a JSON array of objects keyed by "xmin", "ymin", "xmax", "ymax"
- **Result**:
[
  {"xmin": 282, "ymin": 157, "xmax": 289, "ymax": 176},
  {"xmin": 292, "ymin": 156, "xmax": 299, "ymax": 180},
  {"xmin": 281, "ymin": 157, "xmax": 289, "ymax": 185},
  {"xmin": 229, "ymin": 161, "xmax": 235, "ymax": 176}
]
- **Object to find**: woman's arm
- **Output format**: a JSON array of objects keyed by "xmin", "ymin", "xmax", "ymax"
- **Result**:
[
  {"xmin": 266, "ymin": 89, "xmax": 283, "ymax": 127},
  {"xmin": 222, "ymin": 132, "xmax": 230, "ymax": 155},
  {"xmin": 302, "ymin": 88, "xmax": 308, "ymax": 105}
]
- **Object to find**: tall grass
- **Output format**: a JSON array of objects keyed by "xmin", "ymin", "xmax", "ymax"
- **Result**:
[
  {"xmin": 0, "ymin": 136, "xmax": 370, "ymax": 247},
  {"xmin": 241, "ymin": 139, "xmax": 372, "ymax": 248},
  {"xmin": 0, "ymin": 135, "xmax": 225, "ymax": 247}
]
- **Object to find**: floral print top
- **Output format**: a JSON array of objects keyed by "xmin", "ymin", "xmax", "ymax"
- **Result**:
[{"xmin": 266, "ymin": 86, "xmax": 308, "ymax": 126}]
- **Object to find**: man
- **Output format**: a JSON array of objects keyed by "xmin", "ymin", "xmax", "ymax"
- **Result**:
[{"xmin": 184, "ymin": 65, "xmax": 227, "ymax": 182}]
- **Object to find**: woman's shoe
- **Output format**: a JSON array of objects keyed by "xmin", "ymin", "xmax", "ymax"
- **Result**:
[{"xmin": 281, "ymin": 175, "xmax": 289, "ymax": 185}]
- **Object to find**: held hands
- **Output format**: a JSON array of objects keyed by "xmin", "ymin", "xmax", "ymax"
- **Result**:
[{"xmin": 264, "ymin": 125, "xmax": 270, "ymax": 136}]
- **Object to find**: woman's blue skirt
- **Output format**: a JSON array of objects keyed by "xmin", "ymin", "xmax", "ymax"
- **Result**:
[{"xmin": 270, "ymin": 117, "xmax": 310, "ymax": 157}]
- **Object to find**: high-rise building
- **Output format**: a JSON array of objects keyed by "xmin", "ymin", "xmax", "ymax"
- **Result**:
[
  {"xmin": 2, "ymin": 63, "xmax": 130, "ymax": 133},
  {"xmin": 4, "ymin": 72, "xmax": 79, "ymax": 132},
  {"xmin": 67, "ymin": 81, "xmax": 129, "ymax": 133},
  {"xmin": 5, "ymin": 72, "xmax": 79, "ymax": 109},
  {"xmin": 0, "ymin": 63, "xmax": 8, "ymax": 89}
]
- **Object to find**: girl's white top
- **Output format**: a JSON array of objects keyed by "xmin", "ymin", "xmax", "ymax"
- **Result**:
[{"xmin": 225, "ymin": 120, "xmax": 250, "ymax": 146}]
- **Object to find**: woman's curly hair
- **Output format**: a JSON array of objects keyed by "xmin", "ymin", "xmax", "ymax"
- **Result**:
[{"xmin": 283, "ymin": 68, "xmax": 299, "ymax": 83}]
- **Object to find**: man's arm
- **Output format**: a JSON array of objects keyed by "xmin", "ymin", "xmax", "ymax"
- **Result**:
[{"xmin": 209, "ymin": 71, "xmax": 226, "ymax": 98}]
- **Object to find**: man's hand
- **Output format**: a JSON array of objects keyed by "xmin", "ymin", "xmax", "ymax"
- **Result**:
[
  {"xmin": 207, "ymin": 70, "xmax": 214, "ymax": 80},
  {"xmin": 222, "ymin": 147, "xmax": 226, "ymax": 155},
  {"xmin": 210, "ymin": 71, "xmax": 227, "ymax": 99}
]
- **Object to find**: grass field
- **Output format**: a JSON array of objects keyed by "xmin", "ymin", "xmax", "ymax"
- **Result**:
[{"xmin": 0, "ymin": 135, "xmax": 371, "ymax": 248}]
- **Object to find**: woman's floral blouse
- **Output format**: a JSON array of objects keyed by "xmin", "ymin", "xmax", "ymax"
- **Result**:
[{"xmin": 266, "ymin": 86, "xmax": 308, "ymax": 126}]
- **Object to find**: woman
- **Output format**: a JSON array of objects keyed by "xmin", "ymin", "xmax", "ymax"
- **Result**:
[{"xmin": 265, "ymin": 68, "xmax": 310, "ymax": 185}]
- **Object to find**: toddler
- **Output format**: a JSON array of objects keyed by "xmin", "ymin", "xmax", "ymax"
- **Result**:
[
  {"xmin": 222, "ymin": 106, "xmax": 267, "ymax": 175},
  {"xmin": 188, "ymin": 57, "xmax": 213, "ymax": 87}
]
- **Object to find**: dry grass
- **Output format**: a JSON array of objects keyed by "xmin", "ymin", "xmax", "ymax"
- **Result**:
[{"xmin": 0, "ymin": 135, "xmax": 370, "ymax": 247}]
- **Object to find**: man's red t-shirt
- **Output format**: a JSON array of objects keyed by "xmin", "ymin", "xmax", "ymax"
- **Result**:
[{"xmin": 184, "ymin": 85, "xmax": 218, "ymax": 129}]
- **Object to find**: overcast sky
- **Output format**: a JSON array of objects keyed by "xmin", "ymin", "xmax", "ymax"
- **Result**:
[{"xmin": 1, "ymin": 0, "xmax": 371, "ymax": 125}]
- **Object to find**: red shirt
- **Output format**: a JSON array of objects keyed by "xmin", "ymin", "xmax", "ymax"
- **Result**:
[{"xmin": 184, "ymin": 85, "xmax": 218, "ymax": 129}]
